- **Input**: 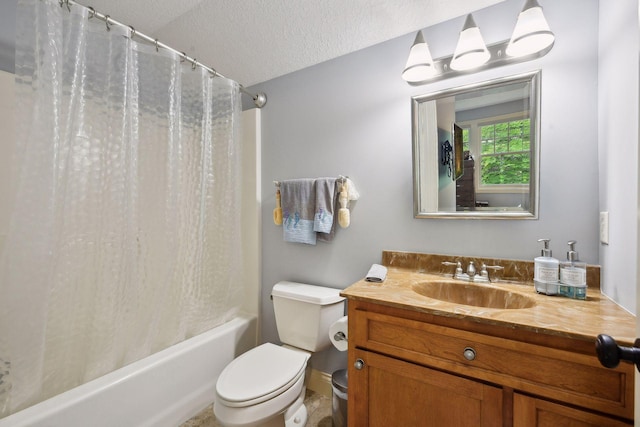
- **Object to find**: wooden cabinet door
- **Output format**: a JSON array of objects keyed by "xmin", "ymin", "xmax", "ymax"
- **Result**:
[
  {"xmin": 513, "ymin": 393, "xmax": 632, "ymax": 427},
  {"xmin": 349, "ymin": 348, "xmax": 503, "ymax": 427}
]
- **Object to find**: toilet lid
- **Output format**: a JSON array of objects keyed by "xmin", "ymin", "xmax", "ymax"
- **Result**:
[{"xmin": 216, "ymin": 343, "xmax": 309, "ymax": 407}]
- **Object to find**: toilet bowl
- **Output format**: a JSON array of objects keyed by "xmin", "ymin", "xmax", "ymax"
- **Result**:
[
  {"xmin": 215, "ymin": 343, "xmax": 310, "ymax": 427},
  {"xmin": 214, "ymin": 282, "xmax": 345, "ymax": 427}
]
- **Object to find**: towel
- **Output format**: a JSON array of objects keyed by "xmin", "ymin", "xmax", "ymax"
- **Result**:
[
  {"xmin": 345, "ymin": 178, "xmax": 360, "ymax": 202},
  {"xmin": 281, "ymin": 179, "xmax": 317, "ymax": 245},
  {"xmin": 365, "ymin": 264, "xmax": 387, "ymax": 282},
  {"xmin": 314, "ymin": 178, "xmax": 337, "ymax": 241}
]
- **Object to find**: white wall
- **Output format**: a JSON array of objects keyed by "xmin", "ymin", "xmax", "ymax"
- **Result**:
[
  {"xmin": 240, "ymin": 108, "xmax": 262, "ymax": 328},
  {"xmin": 248, "ymin": 0, "xmax": 604, "ymax": 374},
  {"xmin": 598, "ymin": 0, "xmax": 639, "ymax": 314}
]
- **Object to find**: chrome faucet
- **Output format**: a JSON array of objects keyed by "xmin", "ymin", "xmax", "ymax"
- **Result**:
[
  {"xmin": 466, "ymin": 261, "xmax": 476, "ymax": 279},
  {"xmin": 442, "ymin": 261, "xmax": 504, "ymax": 283},
  {"xmin": 442, "ymin": 260, "xmax": 475, "ymax": 281}
]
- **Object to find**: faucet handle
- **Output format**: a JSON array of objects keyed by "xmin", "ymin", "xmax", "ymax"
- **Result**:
[
  {"xmin": 442, "ymin": 261, "xmax": 462, "ymax": 278},
  {"xmin": 481, "ymin": 264, "xmax": 505, "ymax": 282}
]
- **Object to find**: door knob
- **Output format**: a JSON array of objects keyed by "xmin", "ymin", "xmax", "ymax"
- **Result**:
[
  {"xmin": 595, "ymin": 334, "xmax": 640, "ymax": 371},
  {"xmin": 354, "ymin": 358, "xmax": 365, "ymax": 370}
]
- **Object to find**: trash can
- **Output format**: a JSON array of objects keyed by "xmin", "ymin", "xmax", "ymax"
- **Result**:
[{"xmin": 331, "ymin": 369, "xmax": 348, "ymax": 427}]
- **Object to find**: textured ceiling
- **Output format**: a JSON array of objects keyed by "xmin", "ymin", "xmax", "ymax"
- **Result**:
[{"xmin": 75, "ymin": 0, "xmax": 506, "ymax": 87}]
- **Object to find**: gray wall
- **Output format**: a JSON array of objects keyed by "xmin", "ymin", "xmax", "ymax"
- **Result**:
[
  {"xmin": 598, "ymin": 0, "xmax": 638, "ymax": 313},
  {"xmin": 248, "ymin": 0, "xmax": 604, "ymax": 374}
]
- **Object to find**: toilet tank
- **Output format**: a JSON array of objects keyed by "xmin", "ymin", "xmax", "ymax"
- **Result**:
[{"xmin": 271, "ymin": 281, "xmax": 345, "ymax": 352}]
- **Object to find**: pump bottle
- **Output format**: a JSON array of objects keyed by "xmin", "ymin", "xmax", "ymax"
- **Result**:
[
  {"xmin": 534, "ymin": 238, "xmax": 559, "ymax": 295},
  {"xmin": 559, "ymin": 240, "xmax": 587, "ymax": 300}
]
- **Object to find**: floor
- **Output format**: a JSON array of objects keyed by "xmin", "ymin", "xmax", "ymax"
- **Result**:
[{"xmin": 180, "ymin": 389, "xmax": 333, "ymax": 427}]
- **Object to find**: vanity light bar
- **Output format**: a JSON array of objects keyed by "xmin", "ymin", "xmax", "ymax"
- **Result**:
[
  {"xmin": 403, "ymin": 0, "xmax": 555, "ymax": 85},
  {"xmin": 405, "ymin": 39, "xmax": 553, "ymax": 86}
]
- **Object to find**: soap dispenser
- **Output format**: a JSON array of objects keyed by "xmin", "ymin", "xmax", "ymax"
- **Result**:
[
  {"xmin": 559, "ymin": 240, "xmax": 587, "ymax": 300},
  {"xmin": 534, "ymin": 238, "xmax": 559, "ymax": 295}
]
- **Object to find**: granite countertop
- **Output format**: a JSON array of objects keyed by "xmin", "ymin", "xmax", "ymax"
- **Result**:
[{"xmin": 341, "ymin": 265, "xmax": 636, "ymax": 346}]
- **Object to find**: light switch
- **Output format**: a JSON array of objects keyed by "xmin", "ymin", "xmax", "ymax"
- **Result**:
[{"xmin": 600, "ymin": 211, "xmax": 609, "ymax": 245}]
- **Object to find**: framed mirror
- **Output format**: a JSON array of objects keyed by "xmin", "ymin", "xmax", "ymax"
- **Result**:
[{"xmin": 412, "ymin": 71, "xmax": 540, "ymax": 219}]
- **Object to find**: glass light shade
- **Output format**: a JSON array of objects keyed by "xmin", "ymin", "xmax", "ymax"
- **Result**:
[
  {"xmin": 506, "ymin": 0, "xmax": 555, "ymax": 57},
  {"xmin": 450, "ymin": 15, "xmax": 490, "ymax": 71},
  {"xmin": 402, "ymin": 31, "xmax": 437, "ymax": 82}
]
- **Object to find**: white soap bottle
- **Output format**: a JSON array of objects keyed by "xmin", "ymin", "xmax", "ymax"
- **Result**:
[
  {"xmin": 559, "ymin": 240, "xmax": 587, "ymax": 300},
  {"xmin": 534, "ymin": 238, "xmax": 559, "ymax": 295}
]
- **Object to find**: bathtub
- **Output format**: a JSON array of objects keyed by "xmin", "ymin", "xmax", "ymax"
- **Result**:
[{"xmin": 0, "ymin": 314, "xmax": 257, "ymax": 427}]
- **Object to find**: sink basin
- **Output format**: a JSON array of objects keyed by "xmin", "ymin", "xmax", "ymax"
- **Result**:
[{"xmin": 412, "ymin": 281, "xmax": 536, "ymax": 309}]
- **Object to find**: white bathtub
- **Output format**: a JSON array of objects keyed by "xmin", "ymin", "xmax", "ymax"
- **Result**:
[{"xmin": 0, "ymin": 314, "xmax": 257, "ymax": 427}]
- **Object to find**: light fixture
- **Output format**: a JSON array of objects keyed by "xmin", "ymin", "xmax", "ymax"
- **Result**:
[
  {"xmin": 450, "ymin": 15, "xmax": 490, "ymax": 71},
  {"xmin": 506, "ymin": 0, "xmax": 555, "ymax": 57},
  {"xmin": 401, "ymin": 31, "xmax": 436, "ymax": 83},
  {"xmin": 401, "ymin": 0, "xmax": 554, "ymax": 85}
]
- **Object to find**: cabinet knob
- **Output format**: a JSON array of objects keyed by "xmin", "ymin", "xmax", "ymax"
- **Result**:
[
  {"xmin": 354, "ymin": 358, "xmax": 365, "ymax": 370},
  {"xmin": 463, "ymin": 347, "xmax": 476, "ymax": 361}
]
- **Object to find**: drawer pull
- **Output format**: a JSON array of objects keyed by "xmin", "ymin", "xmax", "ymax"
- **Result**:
[
  {"xmin": 463, "ymin": 347, "xmax": 476, "ymax": 361},
  {"xmin": 354, "ymin": 358, "xmax": 365, "ymax": 370}
]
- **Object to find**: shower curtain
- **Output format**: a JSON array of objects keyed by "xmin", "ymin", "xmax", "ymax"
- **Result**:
[{"xmin": 0, "ymin": 0, "xmax": 244, "ymax": 417}]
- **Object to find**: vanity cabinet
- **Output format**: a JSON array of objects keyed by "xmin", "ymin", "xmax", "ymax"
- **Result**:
[
  {"xmin": 351, "ymin": 348, "xmax": 503, "ymax": 426},
  {"xmin": 347, "ymin": 300, "xmax": 634, "ymax": 427},
  {"xmin": 513, "ymin": 394, "xmax": 630, "ymax": 427}
]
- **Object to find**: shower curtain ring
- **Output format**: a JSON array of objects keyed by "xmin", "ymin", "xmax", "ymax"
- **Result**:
[
  {"xmin": 87, "ymin": 7, "xmax": 96, "ymax": 19},
  {"xmin": 59, "ymin": 0, "xmax": 70, "ymax": 11},
  {"xmin": 128, "ymin": 26, "xmax": 136, "ymax": 39},
  {"xmin": 105, "ymin": 15, "xmax": 111, "ymax": 31},
  {"xmin": 191, "ymin": 58, "xmax": 197, "ymax": 70},
  {"xmin": 155, "ymin": 39, "xmax": 159, "ymax": 52},
  {"xmin": 180, "ymin": 52, "xmax": 186, "ymax": 63}
]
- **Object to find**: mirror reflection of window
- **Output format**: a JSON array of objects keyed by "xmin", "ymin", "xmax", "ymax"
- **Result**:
[{"xmin": 460, "ymin": 113, "xmax": 531, "ymax": 191}]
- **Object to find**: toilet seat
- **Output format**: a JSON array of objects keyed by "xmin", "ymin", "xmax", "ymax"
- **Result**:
[{"xmin": 216, "ymin": 343, "xmax": 310, "ymax": 408}]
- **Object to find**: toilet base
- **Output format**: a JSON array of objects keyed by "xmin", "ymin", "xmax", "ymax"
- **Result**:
[
  {"xmin": 214, "ymin": 379, "xmax": 308, "ymax": 427},
  {"xmin": 284, "ymin": 395, "xmax": 307, "ymax": 427}
]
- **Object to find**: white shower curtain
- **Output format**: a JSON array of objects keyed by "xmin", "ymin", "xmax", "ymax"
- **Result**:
[{"xmin": 0, "ymin": 0, "xmax": 244, "ymax": 416}]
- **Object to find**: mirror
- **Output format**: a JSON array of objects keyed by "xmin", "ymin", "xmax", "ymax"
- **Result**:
[{"xmin": 412, "ymin": 71, "xmax": 540, "ymax": 219}]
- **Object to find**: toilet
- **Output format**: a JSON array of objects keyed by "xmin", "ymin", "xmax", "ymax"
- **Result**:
[{"xmin": 214, "ymin": 281, "xmax": 346, "ymax": 427}]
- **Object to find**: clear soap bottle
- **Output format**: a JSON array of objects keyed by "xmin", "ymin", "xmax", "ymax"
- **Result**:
[
  {"xmin": 559, "ymin": 240, "xmax": 587, "ymax": 300},
  {"xmin": 534, "ymin": 238, "xmax": 559, "ymax": 295}
]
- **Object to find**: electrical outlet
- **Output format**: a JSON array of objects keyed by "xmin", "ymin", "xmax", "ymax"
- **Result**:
[{"xmin": 600, "ymin": 211, "xmax": 609, "ymax": 245}]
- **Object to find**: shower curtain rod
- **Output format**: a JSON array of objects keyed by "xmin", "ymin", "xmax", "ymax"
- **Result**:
[{"xmin": 59, "ymin": 0, "xmax": 267, "ymax": 108}]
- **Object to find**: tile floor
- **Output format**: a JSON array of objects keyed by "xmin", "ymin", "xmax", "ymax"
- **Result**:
[{"xmin": 179, "ymin": 389, "xmax": 332, "ymax": 427}]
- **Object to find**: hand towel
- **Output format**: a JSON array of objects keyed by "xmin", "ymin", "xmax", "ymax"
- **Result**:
[
  {"xmin": 314, "ymin": 178, "xmax": 337, "ymax": 241},
  {"xmin": 365, "ymin": 264, "xmax": 387, "ymax": 282},
  {"xmin": 280, "ymin": 179, "xmax": 317, "ymax": 245}
]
